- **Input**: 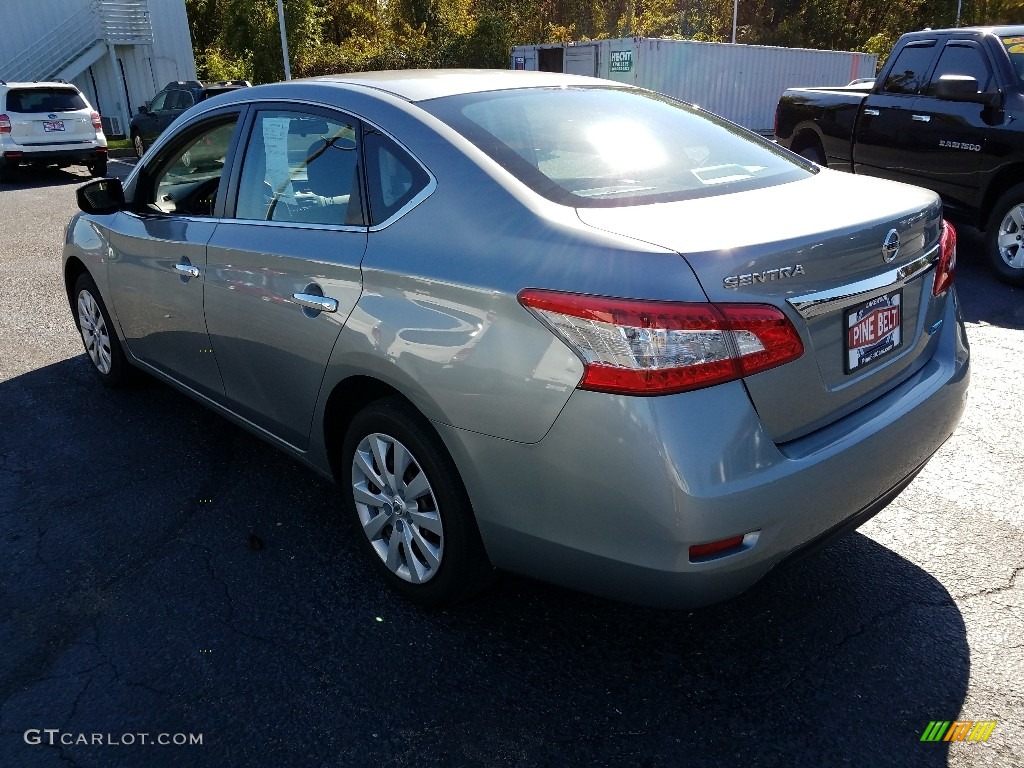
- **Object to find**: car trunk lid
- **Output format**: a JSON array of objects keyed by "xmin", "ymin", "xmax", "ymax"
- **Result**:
[{"xmin": 575, "ymin": 171, "xmax": 948, "ymax": 442}]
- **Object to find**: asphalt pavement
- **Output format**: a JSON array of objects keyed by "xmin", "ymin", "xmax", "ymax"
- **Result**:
[{"xmin": 0, "ymin": 161, "xmax": 1021, "ymax": 768}]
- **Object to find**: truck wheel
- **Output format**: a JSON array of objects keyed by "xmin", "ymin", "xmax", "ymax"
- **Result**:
[
  {"xmin": 987, "ymin": 184, "xmax": 1024, "ymax": 287},
  {"xmin": 798, "ymin": 143, "xmax": 825, "ymax": 166}
]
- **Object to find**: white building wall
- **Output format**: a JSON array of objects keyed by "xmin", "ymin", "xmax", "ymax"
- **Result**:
[
  {"xmin": 511, "ymin": 38, "xmax": 877, "ymax": 132},
  {"xmin": 1, "ymin": 0, "xmax": 196, "ymax": 138},
  {"xmin": 0, "ymin": 0, "xmax": 95, "ymax": 67},
  {"xmin": 148, "ymin": 0, "xmax": 197, "ymax": 87}
]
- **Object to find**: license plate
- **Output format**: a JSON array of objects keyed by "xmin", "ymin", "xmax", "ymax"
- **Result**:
[
  {"xmin": 43, "ymin": 121, "xmax": 65, "ymax": 132},
  {"xmin": 844, "ymin": 289, "xmax": 902, "ymax": 373}
]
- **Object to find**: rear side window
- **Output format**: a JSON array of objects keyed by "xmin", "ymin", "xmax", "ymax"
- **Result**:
[
  {"xmin": 363, "ymin": 129, "xmax": 431, "ymax": 225},
  {"xmin": 883, "ymin": 43, "xmax": 937, "ymax": 95},
  {"xmin": 6, "ymin": 88, "xmax": 87, "ymax": 113},
  {"xmin": 169, "ymin": 91, "xmax": 195, "ymax": 110},
  {"xmin": 424, "ymin": 87, "xmax": 808, "ymax": 208},
  {"xmin": 928, "ymin": 43, "xmax": 992, "ymax": 94}
]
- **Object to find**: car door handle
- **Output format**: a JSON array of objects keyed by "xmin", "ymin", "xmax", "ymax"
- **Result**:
[
  {"xmin": 863, "ymin": 108, "xmax": 880, "ymax": 116},
  {"xmin": 292, "ymin": 293, "xmax": 338, "ymax": 313},
  {"xmin": 911, "ymin": 114, "xmax": 931, "ymax": 122},
  {"xmin": 174, "ymin": 263, "xmax": 200, "ymax": 278}
]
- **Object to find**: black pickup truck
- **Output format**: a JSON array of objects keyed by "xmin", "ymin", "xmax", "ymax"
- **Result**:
[{"xmin": 776, "ymin": 26, "xmax": 1024, "ymax": 286}]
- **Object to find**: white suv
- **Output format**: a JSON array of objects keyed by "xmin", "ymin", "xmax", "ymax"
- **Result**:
[{"xmin": 0, "ymin": 80, "xmax": 107, "ymax": 181}]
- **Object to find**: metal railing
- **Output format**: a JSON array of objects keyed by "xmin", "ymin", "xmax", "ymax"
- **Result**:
[
  {"xmin": 0, "ymin": 0, "xmax": 153, "ymax": 83},
  {"xmin": 99, "ymin": 0, "xmax": 154, "ymax": 44}
]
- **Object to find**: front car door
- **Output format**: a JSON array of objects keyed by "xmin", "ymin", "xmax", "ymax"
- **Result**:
[
  {"xmin": 135, "ymin": 89, "xmax": 168, "ymax": 144},
  {"xmin": 854, "ymin": 39, "xmax": 940, "ymax": 181},
  {"xmin": 203, "ymin": 106, "xmax": 367, "ymax": 450},
  {"xmin": 105, "ymin": 110, "xmax": 245, "ymax": 400},
  {"xmin": 901, "ymin": 38, "xmax": 998, "ymax": 213}
]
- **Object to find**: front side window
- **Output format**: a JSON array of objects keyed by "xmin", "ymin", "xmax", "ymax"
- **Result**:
[
  {"xmin": 423, "ymin": 87, "xmax": 809, "ymax": 208},
  {"xmin": 6, "ymin": 88, "xmax": 87, "ymax": 113},
  {"xmin": 928, "ymin": 43, "xmax": 992, "ymax": 94},
  {"xmin": 146, "ymin": 119, "xmax": 238, "ymax": 216},
  {"xmin": 148, "ymin": 90, "xmax": 169, "ymax": 112},
  {"xmin": 883, "ymin": 43, "xmax": 938, "ymax": 95},
  {"xmin": 235, "ymin": 109, "xmax": 363, "ymax": 226}
]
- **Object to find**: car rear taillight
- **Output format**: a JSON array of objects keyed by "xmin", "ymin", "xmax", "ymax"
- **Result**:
[
  {"xmin": 518, "ymin": 290, "xmax": 804, "ymax": 396},
  {"xmin": 933, "ymin": 220, "xmax": 956, "ymax": 297},
  {"xmin": 90, "ymin": 111, "xmax": 102, "ymax": 131},
  {"xmin": 0, "ymin": 114, "xmax": 10, "ymax": 134}
]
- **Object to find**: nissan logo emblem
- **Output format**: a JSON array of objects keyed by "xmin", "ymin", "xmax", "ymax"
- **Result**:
[{"xmin": 882, "ymin": 229, "xmax": 900, "ymax": 263}]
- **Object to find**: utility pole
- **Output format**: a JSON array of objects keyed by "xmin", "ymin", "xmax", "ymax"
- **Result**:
[
  {"xmin": 732, "ymin": 0, "xmax": 739, "ymax": 43},
  {"xmin": 277, "ymin": 0, "xmax": 291, "ymax": 80}
]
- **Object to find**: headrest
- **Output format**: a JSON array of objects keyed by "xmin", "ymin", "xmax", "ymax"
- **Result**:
[{"xmin": 305, "ymin": 138, "xmax": 356, "ymax": 198}]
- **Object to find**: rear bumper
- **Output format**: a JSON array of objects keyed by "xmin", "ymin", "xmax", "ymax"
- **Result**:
[
  {"xmin": 437, "ymin": 291, "xmax": 970, "ymax": 608},
  {"xmin": 2, "ymin": 144, "xmax": 106, "ymax": 165}
]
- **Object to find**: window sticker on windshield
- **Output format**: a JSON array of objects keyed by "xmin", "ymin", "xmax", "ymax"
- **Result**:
[
  {"xmin": 1008, "ymin": 44, "xmax": 1024, "ymax": 54},
  {"xmin": 263, "ymin": 117, "xmax": 295, "ymax": 204},
  {"xmin": 1002, "ymin": 36, "xmax": 1024, "ymax": 44}
]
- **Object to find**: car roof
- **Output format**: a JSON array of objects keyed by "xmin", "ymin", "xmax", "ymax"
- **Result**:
[
  {"xmin": 304, "ymin": 69, "xmax": 627, "ymax": 102},
  {"xmin": 0, "ymin": 81, "xmax": 81, "ymax": 89}
]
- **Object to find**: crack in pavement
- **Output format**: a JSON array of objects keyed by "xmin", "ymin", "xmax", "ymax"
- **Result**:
[
  {"xmin": 769, "ymin": 597, "xmax": 959, "ymax": 697},
  {"xmin": 957, "ymin": 564, "xmax": 1024, "ymax": 601},
  {"xmin": 0, "ymin": 432, "xmax": 238, "ymax": 698}
]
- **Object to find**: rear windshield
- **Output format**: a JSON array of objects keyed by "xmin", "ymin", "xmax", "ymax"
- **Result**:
[
  {"xmin": 6, "ymin": 88, "xmax": 87, "ymax": 113},
  {"xmin": 422, "ymin": 86, "xmax": 810, "ymax": 207},
  {"xmin": 999, "ymin": 34, "xmax": 1024, "ymax": 84}
]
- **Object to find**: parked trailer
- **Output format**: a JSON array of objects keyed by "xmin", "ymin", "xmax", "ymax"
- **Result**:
[{"xmin": 511, "ymin": 38, "xmax": 876, "ymax": 133}]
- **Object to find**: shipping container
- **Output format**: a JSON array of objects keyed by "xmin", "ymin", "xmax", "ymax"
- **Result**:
[{"xmin": 511, "ymin": 38, "xmax": 876, "ymax": 133}]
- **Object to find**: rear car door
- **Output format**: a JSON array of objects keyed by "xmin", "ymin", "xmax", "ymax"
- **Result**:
[
  {"xmin": 901, "ymin": 39, "xmax": 998, "ymax": 212},
  {"xmin": 203, "ymin": 106, "xmax": 367, "ymax": 450},
  {"xmin": 105, "ymin": 110, "xmax": 245, "ymax": 400},
  {"xmin": 854, "ymin": 40, "xmax": 940, "ymax": 180}
]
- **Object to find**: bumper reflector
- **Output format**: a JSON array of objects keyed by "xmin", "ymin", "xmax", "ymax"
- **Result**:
[{"xmin": 689, "ymin": 535, "xmax": 746, "ymax": 561}]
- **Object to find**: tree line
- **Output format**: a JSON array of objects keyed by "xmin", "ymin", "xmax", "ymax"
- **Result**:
[{"xmin": 185, "ymin": 0, "xmax": 1024, "ymax": 84}]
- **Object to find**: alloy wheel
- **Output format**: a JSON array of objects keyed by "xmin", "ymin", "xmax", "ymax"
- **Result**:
[
  {"xmin": 77, "ymin": 289, "xmax": 112, "ymax": 374},
  {"xmin": 351, "ymin": 432, "xmax": 444, "ymax": 584},
  {"xmin": 996, "ymin": 204, "xmax": 1024, "ymax": 270}
]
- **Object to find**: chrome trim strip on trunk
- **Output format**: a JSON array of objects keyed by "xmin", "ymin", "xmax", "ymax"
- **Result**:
[{"xmin": 787, "ymin": 243, "xmax": 940, "ymax": 319}]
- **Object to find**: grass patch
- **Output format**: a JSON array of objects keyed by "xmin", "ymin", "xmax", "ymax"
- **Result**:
[{"xmin": 106, "ymin": 138, "xmax": 132, "ymax": 151}]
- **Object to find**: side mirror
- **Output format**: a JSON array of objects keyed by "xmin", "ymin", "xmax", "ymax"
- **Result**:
[
  {"xmin": 77, "ymin": 178, "xmax": 124, "ymax": 214},
  {"xmin": 935, "ymin": 75, "xmax": 1001, "ymax": 106},
  {"xmin": 138, "ymin": 104, "xmax": 149, "ymax": 115}
]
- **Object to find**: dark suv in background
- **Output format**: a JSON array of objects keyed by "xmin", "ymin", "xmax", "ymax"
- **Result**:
[{"xmin": 129, "ymin": 79, "xmax": 249, "ymax": 157}]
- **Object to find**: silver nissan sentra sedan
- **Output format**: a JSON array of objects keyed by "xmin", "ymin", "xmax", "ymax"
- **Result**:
[{"xmin": 64, "ymin": 70, "xmax": 969, "ymax": 608}]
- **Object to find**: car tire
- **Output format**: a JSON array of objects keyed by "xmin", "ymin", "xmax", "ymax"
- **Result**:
[
  {"xmin": 0, "ymin": 159, "xmax": 14, "ymax": 183},
  {"xmin": 132, "ymin": 132, "xmax": 145, "ymax": 158},
  {"xmin": 87, "ymin": 157, "xmax": 107, "ymax": 177},
  {"xmin": 340, "ymin": 397, "xmax": 494, "ymax": 607},
  {"xmin": 72, "ymin": 272, "xmax": 134, "ymax": 387},
  {"xmin": 986, "ymin": 184, "xmax": 1024, "ymax": 287}
]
